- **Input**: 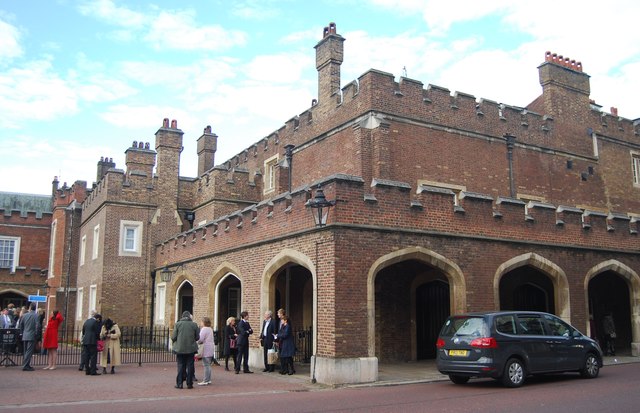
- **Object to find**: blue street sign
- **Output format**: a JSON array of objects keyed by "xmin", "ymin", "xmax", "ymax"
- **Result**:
[{"xmin": 28, "ymin": 295, "xmax": 47, "ymax": 302}]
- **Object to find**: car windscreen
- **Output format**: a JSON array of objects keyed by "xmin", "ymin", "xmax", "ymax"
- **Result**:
[{"xmin": 440, "ymin": 316, "xmax": 488, "ymax": 337}]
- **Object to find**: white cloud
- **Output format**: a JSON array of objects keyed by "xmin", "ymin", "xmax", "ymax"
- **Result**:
[
  {"xmin": 0, "ymin": 60, "xmax": 78, "ymax": 128},
  {"xmin": 0, "ymin": 17, "xmax": 23, "ymax": 61},
  {"xmin": 77, "ymin": 0, "xmax": 146, "ymax": 28},
  {"xmin": 243, "ymin": 52, "xmax": 312, "ymax": 83},
  {"xmin": 231, "ymin": 0, "xmax": 281, "ymax": 20},
  {"xmin": 144, "ymin": 10, "xmax": 247, "ymax": 51}
]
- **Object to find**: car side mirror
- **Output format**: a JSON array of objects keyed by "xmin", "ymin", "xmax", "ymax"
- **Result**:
[{"xmin": 572, "ymin": 330, "xmax": 582, "ymax": 338}]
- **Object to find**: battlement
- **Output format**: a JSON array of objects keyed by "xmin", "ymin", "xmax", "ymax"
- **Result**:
[
  {"xmin": 156, "ymin": 174, "xmax": 639, "ymax": 267},
  {"xmin": 214, "ymin": 49, "xmax": 638, "ymax": 187}
]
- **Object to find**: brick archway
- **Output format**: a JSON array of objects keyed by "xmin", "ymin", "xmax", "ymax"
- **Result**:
[
  {"xmin": 366, "ymin": 246, "xmax": 466, "ymax": 358},
  {"xmin": 584, "ymin": 260, "xmax": 640, "ymax": 356},
  {"xmin": 262, "ymin": 248, "xmax": 316, "ymax": 353},
  {"xmin": 493, "ymin": 252, "xmax": 570, "ymax": 322},
  {"xmin": 208, "ymin": 262, "xmax": 243, "ymax": 331}
]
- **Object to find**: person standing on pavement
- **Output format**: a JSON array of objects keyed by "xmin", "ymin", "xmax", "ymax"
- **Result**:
[
  {"xmin": 197, "ymin": 316, "xmax": 215, "ymax": 386},
  {"xmin": 171, "ymin": 311, "xmax": 199, "ymax": 389},
  {"xmin": 99, "ymin": 318, "xmax": 122, "ymax": 374},
  {"xmin": 19, "ymin": 303, "xmax": 40, "ymax": 371},
  {"xmin": 42, "ymin": 309, "xmax": 63, "ymax": 370},
  {"xmin": 602, "ymin": 311, "xmax": 617, "ymax": 356},
  {"xmin": 81, "ymin": 313, "xmax": 102, "ymax": 375},
  {"xmin": 260, "ymin": 310, "xmax": 276, "ymax": 372},
  {"xmin": 235, "ymin": 310, "xmax": 253, "ymax": 374},
  {"xmin": 275, "ymin": 314, "xmax": 295, "ymax": 375},
  {"xmin": 223, "ymin": 317, "xmax": 238, "ymax": 371}
]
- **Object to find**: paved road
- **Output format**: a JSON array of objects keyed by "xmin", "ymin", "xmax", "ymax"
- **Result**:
[{"xmin": 2, "ymin": 361, "xmax": 639, "ymax": 412}]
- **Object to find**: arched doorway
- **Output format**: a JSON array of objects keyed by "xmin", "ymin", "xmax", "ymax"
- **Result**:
[
  {"xmin": 368, "ymin": 247, "xmax": 466, "ymax": 363},
  {"xmin": 0, "ymin": 290, "xmax": 27, "ymax": 309},
  {"xmin": 588, "ymin": 271, "xmax": 632, "ymax": 354},
  {"xmin": 215, "ymin": 273, "xmax": 241, "ymax": 331},
  {"xmin": 262, "ymin": 249, "xmax": 316, "ymax": 363},
  {"xmin": 499, "ymin": 268, "xmax": 554, "ymax": 313},
  {"xmin": 176, "ymin": 281, "xmax": 193, "ymax": 320},
  {"xmin": 494, "ymin": 253, "xmax": 569, "ymax": 321}
]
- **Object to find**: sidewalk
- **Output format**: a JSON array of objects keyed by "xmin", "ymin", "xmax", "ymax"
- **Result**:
[{"xmin": 0, "ymin": 355, "xmax": 636, "ymax": 409}]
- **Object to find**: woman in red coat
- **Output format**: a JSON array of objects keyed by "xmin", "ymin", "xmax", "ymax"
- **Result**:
[{"xmin": 42, "ymin": 310, "xmax": 63, "ymax": 370}]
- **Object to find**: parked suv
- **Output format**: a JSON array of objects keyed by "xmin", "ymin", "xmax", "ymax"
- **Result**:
[{"xmin": 436, "ymin": 311, "xmax": 603, "ymax": 387}]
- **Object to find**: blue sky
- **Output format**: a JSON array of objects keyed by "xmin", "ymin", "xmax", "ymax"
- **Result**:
[{"xmin": 1, "ymin": 0, "xmax": 639, "ymax": 195}]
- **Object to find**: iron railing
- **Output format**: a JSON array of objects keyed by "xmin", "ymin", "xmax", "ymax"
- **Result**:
[
  {"xmin": 1, "ymin": 326, "xmax": 175, "ymax": 367},
  {"xmin": 1, "ymin": 325, "xmax": 313, "ymax": 367}
]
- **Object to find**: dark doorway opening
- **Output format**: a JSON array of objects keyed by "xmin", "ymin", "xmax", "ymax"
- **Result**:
[
  {"xmin": 500, "ymin": 266, "xmax": 554, "ymax": 313},
  {"xmin": 588, "ymin": 271, "xmax": 631, "ymax": 353},
  {"xmin": 416, "ymin": 280, "xmax": 450, "ymax": 359}
]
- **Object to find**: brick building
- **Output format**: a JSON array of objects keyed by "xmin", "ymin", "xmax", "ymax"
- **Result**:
[
  {"xmin": 62, "ymin": 23, "xmax": 640, "ymax": 385},
  {"xmin": 0, "ymin": 191, "xmax": 53, "ymax": 309}
]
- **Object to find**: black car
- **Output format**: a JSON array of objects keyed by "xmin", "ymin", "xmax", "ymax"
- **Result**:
[{"xmin": 436, "ymin": 311, "xmax": 603, "ymax": 387}]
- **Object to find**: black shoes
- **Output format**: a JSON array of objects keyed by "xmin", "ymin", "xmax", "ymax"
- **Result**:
[
  {"xmin": 22, "ymin": 367, "xmax": 34, "ymax": 371},
  {"xmin": 175, "ymin": 385, "xmax": 183, "ymax": 389},
  {"xmin": 244, "ymin": 370, "xmax": 253, "ymax": 374},
  {"xmin": 262, "ymin": 368, "xmax": 269, "ymax": 372}
]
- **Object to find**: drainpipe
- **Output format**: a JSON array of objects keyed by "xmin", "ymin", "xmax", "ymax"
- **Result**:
[{"xmin": 505, "ymin": 134, "xmax": 517, "ymax": 198}]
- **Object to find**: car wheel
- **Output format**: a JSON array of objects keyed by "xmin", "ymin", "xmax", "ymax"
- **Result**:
[
  {"xmin": 449, "ymin": 375, "xmax": 470, "ymax": 384},
  {"xmin": 502, "ymin": 358, "xmax": 525, "ymax": 388},
  {"xmin": 580, "ymin": 353, "xmax": 600, "ymax": 379}
]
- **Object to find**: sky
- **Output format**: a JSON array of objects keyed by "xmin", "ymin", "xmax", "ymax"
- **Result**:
[{"xmin": 1, "ymin": 0, "xmax": 639, "ymax": 195}]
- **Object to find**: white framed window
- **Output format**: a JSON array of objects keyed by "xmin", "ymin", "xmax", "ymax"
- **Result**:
[
  {"xmin": 632, "ymin": 152, "xmax": 640, "ymax": 186},
  {"xmin": 263, "ymin": 154, "xmax": 279, "ymax": 194},
  {"xmin": 0, "ymin": 236, "xmax": 20, "ymax": 272},
  {"xmin": 48, "ymin": 220, "xmax": 57, "ymax": 279},
  {"xmin": 89, "ymin": 284, "xmax": 97, "ymax": 313},
  {"xmin": 76, "ymin": 287, "xmax": 84, "ymax": 320},
  {"xmin": 119, "ymin": 220, "xmax": 143, "ymax": 256},
  {"xmin": 92, "ymin": 225, "xmax": 100, "ymax": 260},
  {"xmin": 155, "ymin": 283, "xmax": 166, "ymax": 323},
  {"xmin": 80, "ymin": 235, "xmax": 86, "ymax": 266}
]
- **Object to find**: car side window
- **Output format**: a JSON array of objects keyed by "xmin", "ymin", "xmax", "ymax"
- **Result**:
[
  {"xmin": 544, "ymin": 314, "xmax": 571, "ymax": 337},
  {"xmin": 495, "ymin": 315, "xmax": 517, "ymax": 335},
  {"xmin": 516, "ymin": 315, "xmax": 545, "ymax": 335}
]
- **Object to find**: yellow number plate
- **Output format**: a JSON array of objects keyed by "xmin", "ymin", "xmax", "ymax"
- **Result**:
[{"xmin": 448, "ymin": 349, "xmax": 469, "ymax": 357}]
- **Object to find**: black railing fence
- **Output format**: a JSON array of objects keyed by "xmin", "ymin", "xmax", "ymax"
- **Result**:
[{"xmin": 1, "ymin": 325, "xmax": 313, "ymax": 367}]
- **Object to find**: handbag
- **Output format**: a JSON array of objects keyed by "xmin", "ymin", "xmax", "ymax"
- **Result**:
[
  {"xmin": 229, "ymin": 338, "xmax": 237, "ymax": 349},
  {"xmin": 97, "ymin": 340, "xmax": 105, "ymax": 352},
  {"xmin": 196, "ymin": 343, "xmax": 204, "ymax": 360},
  {"xmin": 267, "ymin": 343, "xmax": 279, "ymax": 364}
]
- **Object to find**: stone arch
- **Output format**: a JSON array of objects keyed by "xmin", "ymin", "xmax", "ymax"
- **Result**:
[
  {"xmin": 366, "ymin": 246, "xmax": 466, "ymax": 358},
  {"xmin": 262, "ymin": 248, "xmax": 316, "ymax": 351},
  {"xmin": 170, "ymin": 272, "xmax": 195, "ymax": 325},
  {"xmin": 208, "ymin": 261, "xmax": 243, "ymax": 331},
  {"xmin": 584, "ymin": 260, "xmax": 640, "ymax": 355},
  {"xmin": 494, "ymin": 252, "xmax": 570, "ymax": 321}
]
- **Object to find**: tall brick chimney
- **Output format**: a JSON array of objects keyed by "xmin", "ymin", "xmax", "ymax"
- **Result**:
[
  {"xmin": 538, "ymin": 51, "xmax": 591, "ymax": 119},
  {"xmin": 315, "ymin": 22, "xmax": 344, "ymax": 106},
  {"xmin": 124, "ymin": 142, "xmax": 155, "ymax": 182},
  {"xmin": 96, "ymin": 156, "xmax": 116, "ymax": 182},
  {"xmin": 197, "ymin": 125, "xmax": 218, "ymax": 176},
  {"xmin": 154, "ymin": 118, "xmax": 184, "ymax": 240}
]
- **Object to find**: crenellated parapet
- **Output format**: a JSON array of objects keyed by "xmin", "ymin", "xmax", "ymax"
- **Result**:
[{"xmin": 156, "ymin": 174, "xmax": 639, "ymax": 267}]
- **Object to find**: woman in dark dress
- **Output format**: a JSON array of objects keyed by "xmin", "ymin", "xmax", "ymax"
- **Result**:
[
  {"xmin": 276, "ymin": 315, "xmax": 295, "ymax": 375},
  {"xmin": 223, "ymin": 317, "xmax": 238, "ymax": 371}
]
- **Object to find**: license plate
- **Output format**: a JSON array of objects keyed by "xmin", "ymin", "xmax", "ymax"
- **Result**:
[{"xmin": 448, "ymin": 349, "xmax": 469, "ymax": 357}]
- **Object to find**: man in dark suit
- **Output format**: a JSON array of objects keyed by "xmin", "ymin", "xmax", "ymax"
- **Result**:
[
  {"xmin": 81, "ymin": 313, "xmax": 102, "ymax": 375},
  {"xmin": 235, "ymin": 310, "xmax": 253, "ymax": 374},
  {"xmin": 259, "ymin": 310, "xmax": 276, "ymax": 372},
  {"xmin": 20, "ymin": 303, "xmax": 40, "ymax": 371}
]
